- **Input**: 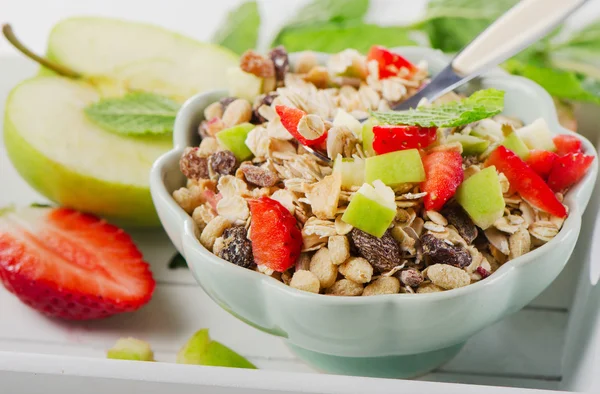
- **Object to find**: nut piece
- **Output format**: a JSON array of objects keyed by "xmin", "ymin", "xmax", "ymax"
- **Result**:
[
  {"xmin": 222, "ymin": 99, "xmax": 252, "ymax": 128},
  {"xmin": 309, "ymin": 247, "xmax": 338, "ymax": 289},
  {"xmin": 209, "ymin": 150, "xmax": 238, "ymax": 176},
  {"xmin": 328, "ymin": 235, "xmax": 350, "ymax": 265},
  {"xmin": 204, "ymin": 102, "xmax": 223, "ymax": 120},
  {"xmin": 180, "ymin": 147, "xmax": 209, "ymax": 180},
  {"xmin": 241, "ymin": 164, "xmax": 279, "ymax": 187},
  {"xmin": 421, "ymin": 233, "xmax": 472, "ymax": 268},
  {"xmin": 200, "ymin": 216, "xmax": 231, "ymax": 250},
  {"xmin": 426, "ymin": 264, "xmax": 471, "ymax": 290},
  {"xmin": 441, "ymin": 204, "xmax": 478, "ymax": 243},
  {"xmin": 240, "ymin": 50, "xmax": 275, "ymax": 78},
  {"xmin": 399, "ymin": 269, "xmax": 423, "ymax": 287},
  {"xmin": 269, "ymin": 46, "xmax": 290, "ymax": 84},
  {"xmin": 416, "ymin": 283, "xmax": 444, "ymax": 294},
  {"xmin": 338, "ymin": 257, "xmax": 373, "ymax": 284},
  {"xmin": 326, "ymin": 279, "xmax": 363, "ymax": 296},
  {"xmin": 219, "ymin": 97, "xmax": 237, "ymax": 110},
  {"xmin": 362, "ymin": 277, "xmax": 400, "ymax": 296},
  {"xmin": 217, "ymin": 226, "xmax": 254, "ymax": 269},
  {"xmin": 350, "ymin": 229, "xmax": 403, "ymax": 272},
  {"xmin": 290, "ymin": 270, "xmax": 320, "ymax": 293}
]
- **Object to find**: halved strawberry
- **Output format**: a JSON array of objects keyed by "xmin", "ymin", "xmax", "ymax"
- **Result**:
[
  {"xmin": 275, "ymin": 105, "xmax": 327, "ymax": 146},
  {"xmin": 367, "ymin": 45, "xmax": 416, "ymax": 79},
  {"xmin": 485, "ymin": 146, "xmax": 567, "ymax": 217},
  {"xmin": 248, "ymin": 197, "xmax": 302, "ymax": 272},
  {"xmin": 526, "ymin": 149, "xmax": 558, "ymax": 179},
  {"xmin": 372, "ymin": 125, "xmax": 437, "ymax": 154},
  {"xmin": 421, "ymin": 151, "xmax": 464, "ymax": 211},
  {"xmin": 547, "ymin": 152, "xmax": 595, "ymax": 192},
  {"xmin": 0, "ymin": 207, "xmax": 155, "ymax": 320},
  {"xmin": 553, "ymin": 134, "xmax": 582, "ymax": 156}
]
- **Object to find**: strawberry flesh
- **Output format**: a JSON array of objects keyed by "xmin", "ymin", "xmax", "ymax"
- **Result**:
[
  {"xmin": 248, "ymin": 197, "xmax": 302, "ymax": 272},
  {"xmin": 367, "ymin": 45, "xmax": 416, "ymax": 79},
  {"xmin": 0, "ymin": 207, "xmax": 155, "ymax": 320},
  {"xmin": 485, "ymin": 146, "xmax": 567, "ymax": 217},
  {"xmin": 526, "ymin": 149, "xmax": 558, "ymax": 179},
  {"xmin": 372, "ymin": 125, "xmax": 437, "ymax": 154},
  {"xmin": 547, "ymin": 152, "xmax": 595, "ymax": 193},
  {"xmin": 421, "ymin": 151, "xmax": 464, "ymax": 211},
  {"xmin": 275, "ymin": 105, "xmax": 327, "ymax": 146},
  {"xmin": 553, "ymin": 134, "xmax": 582, "ymax": 156}
]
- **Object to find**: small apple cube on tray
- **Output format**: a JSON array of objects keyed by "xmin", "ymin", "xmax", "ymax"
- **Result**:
[{"xmin": 171, "ymin": 44, "xmax": 594, "ymax": 296}]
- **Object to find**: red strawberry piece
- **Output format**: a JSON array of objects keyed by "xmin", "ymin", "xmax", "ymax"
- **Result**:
[
  {"xmin": 526, "ymin": 149, "xmax": 558, "ymax": 179},
  {"xmin": 367, "ymin": 45, "xmax": 416, "ymax": 79},
  {"xmin": 0, "ymin": 207, "xmax": 155, "ymax": 320},
  {"xmin": 485, "ymin": 146, "xmax": 567, "ymax": 217},
  {"xmin": 275, "ymin": 105, "xmax": 327, "ymax": 146},
  {"xmin": 553, "ymin": 134, "xmax": 582, "ymax": 156},
  {"xmin": 248, "ymin": 197, "xmax": 302, "ymax": 272},
  {"xmin": 372, "ymin": 125, "xmax": 437, "ymax": 154},
  {"xmin": 421, "ymin": 151, "xmax": 464, "ymax": 211},
  {"xmin": 547, "ymin": 152, "xmax": 595, "ymax": 193}
]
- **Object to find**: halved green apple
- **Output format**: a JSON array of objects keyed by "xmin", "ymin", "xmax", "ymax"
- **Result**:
[
  {"xmin": 515, "ymin": 118, "xmax": 556, "ymax": 152},
  {"xmin": 217, "ymin": 123, "xmax": 255, "ymax": 161},
  {"xmin": 341, "ymin": 181, "xmax": 396, "ymax": 237},
  {"xmin": 333, "ymin": 155, "xmax": 365, "ymax": 188},
  {"xmin": 502, "ymin": 131, "xmax": 530, "ymax": 160},
  {"xmin": 455, "ymin": 166, "xmax": 505, "ymax": 229},
  {"xmin": 365, "ymin": 149, "xmax": 425, "ymax": 186}
]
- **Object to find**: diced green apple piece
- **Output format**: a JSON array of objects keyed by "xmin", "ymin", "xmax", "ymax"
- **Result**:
[
  {"xmin": 227, "ymin": 67, "xmax": 263, "ymax": 102},
  {"xmin": 362, "ymin": 118, "xmax": 378, "ymax": 156},
  {"xmin": 515, "ymin": 118, "xmax": 556, "ymax": 151},
  {"xmin": 446, "ymin": 134, "xmax": 490, "ymax": 155},
  {"xmin": 177, "ymin": 329, "xmax": 256, "ymax": 369},
  {"xmin": 216, "ymin": 123, "xmax": 255, "ymax": 161},
  {"xmin": 107, "ymin": 338, "xmax": 154, "ymax": 361},
  {"xmin": 502, "ymin": 132, "xmax": 530, "ymax": 160},
  {"xmin": 341, "ymin": 181, "xmax": 396, "ymax": 238},
  {"xmin": 333, "ymin": 109, "xmax": 362, "ymax": 141},
  {"xmin": 471, "ymin": 119, "xmax": 504, "ymax": 141},
  {"xmin": 455, "ymin": 166, "xmax": 505, "ymax": 229},
  {"xmin": 365, "ymin": 149, "xmax": 425, "ymax": 186},
  {"xmin": 333, "ymin": 155, "xmax": 365, "ymax": 188}
]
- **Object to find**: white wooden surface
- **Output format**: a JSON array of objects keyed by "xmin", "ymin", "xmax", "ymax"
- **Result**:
[{"xmin": 2, "ymin": 1, "xmax": 600, "ymax": 391}]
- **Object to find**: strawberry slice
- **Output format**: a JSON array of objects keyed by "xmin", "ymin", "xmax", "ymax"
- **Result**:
[
  {"xmin": 367, "ymin": 45, "xmax": 416, "ymax": 79},
  {"xmin": 553, "ymin": 134, "xmax": 582, "ymax": 156},
  {"xmin": 248, "ymin": 197, "xmax": 302, "ymax": 272},
  {"xmin": 0, "ymin": 207, "xmax": 155, "ymax": 320},
  {"xmin": 421, "ymin": 151, "xmax": 464, "ymax": 211},
  {"xmin": 485, "ymin": 146, "xmax": 567, "ymax": 217},
  {"xmin": 526, "ymin": 149, "xmax": 558, "ymax": 179},
  {"xmin": 547, "ymin": 152, "xmax": 595, "ymax": 192},
  {"xmin": 275, "ymin": 105, "xmax": 327, "ymax": 146},
  {"xmin": 372, "ymin": 125, "xmax": 437, "ymax": 154}
]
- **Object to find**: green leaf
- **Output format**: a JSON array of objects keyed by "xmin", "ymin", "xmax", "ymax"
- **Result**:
[
  {"xmin": 274, "ymin": 21, "xmax": 417, "ymax": 54},
  {"xmin": 371, "ymin": 88, "xmax": 505, "ymax": 127},
  {"xmin": 503, "ymin": 60, "xmax": 600, "ymax": 104},
  {"xmin": 212, "ymin": 1, "xmax": 260, "ymax": 55},
  {"xmin": 168, "ymin": 253, "xmax": 188, "ymax": 270},
  {"xmin": 84, "ymin": 92, "xmax": 180, "ymax": 136}
]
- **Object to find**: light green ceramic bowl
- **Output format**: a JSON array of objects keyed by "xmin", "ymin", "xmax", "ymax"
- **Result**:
[{"xmin": 150, "ymin": 47, "xmax": 598, "ymax": 379}]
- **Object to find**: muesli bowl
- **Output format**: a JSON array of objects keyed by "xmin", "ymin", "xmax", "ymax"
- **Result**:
[{"xmin": 150, "ymin": 47, "xmax": 598, "ymax": 378}]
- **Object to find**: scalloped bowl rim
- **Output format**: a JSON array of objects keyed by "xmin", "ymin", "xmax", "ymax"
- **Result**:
[{"xmin": 151, "ymin": 46, "xmax": 598, "ymax": 307}]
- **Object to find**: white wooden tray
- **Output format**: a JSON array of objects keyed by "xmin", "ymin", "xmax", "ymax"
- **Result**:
[{"xmin": 0, "ymin": 55, "xmax": 596, "ymax": 394}]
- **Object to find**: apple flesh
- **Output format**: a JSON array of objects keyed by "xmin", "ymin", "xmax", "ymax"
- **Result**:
[
  {"xmin": 362, "ymin": 118, "xmax": 378, "ymax": 156},
  {"xmin": 216, "ymin": 123, "xmax": 255, "ymax": 161},
  {"xmin": 455, "ymin": 166, "xmax": 505, "ymax": 229},
  {"xmin": 516, "ymin": 118, "xmax": 556, "ymax": 152},
  {"xmin": 446, "ymin": 134, "xmax": 490, "ymax": 156},
  {"xmin": 502, "ymin": 132, "xmax": 530, "ymax": 160},
  {"xmin": 365, "ymin": 148, "xmax": 425, "ymax": 186},
  {"xmin": 333, "ymin": 155, "xmax": 365, "ymax": 188},
  {"xmin": 107, "ymin": 338, "xmax": 154, "ymax": 361},
  {"xmin": 471, "ymin": 119, "xmax": 504, "ymax": 141},
  {"xmin": 176, "ymin": 329, "xmax": 256, "ymax": 369},
  {"xmin": 227, "ymin": 67, "xmax": 263, "ymax": 102},
  {"xmin": 333, "ymin": 109, "xmax": 362, "ymax": 141},
  {"xmin": 341, "ymin": 181, "xmax": 396, "ymax": 238}
]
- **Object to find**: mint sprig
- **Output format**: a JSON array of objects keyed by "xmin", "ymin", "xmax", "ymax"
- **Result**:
[
  {"xmin": 84, "ymin": 92, "xmax": 180, "ymax": 136},
  {"xmin": 371, "ymin": 88, "xmax": 504, "ymax": 128},
  {"xmin": 212, "ymin": 1, "xmax": 260, "ymax": 55}
]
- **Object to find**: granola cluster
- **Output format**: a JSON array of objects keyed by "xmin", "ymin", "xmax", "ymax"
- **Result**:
[{"xmin": 172, "ymin": 46, "xmax": 570, "ymax": 296}]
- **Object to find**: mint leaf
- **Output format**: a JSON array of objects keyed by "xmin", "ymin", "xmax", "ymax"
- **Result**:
[
  {"xmin": 84, "ymin": 92, "xmax": 180, "ymax": 135},
  {"xmin": 168, "ymin": 253, "xmax": 188, "ymax": 270},
  {"xmin": 371, "ymin": 88, "xmax": 504, "ymax": 127},
  {"xmin": 212, "ymin": 1, "xmax": 260, "ymax": 55},
  {"xmin": 274, "ymin": 21, "xmax": 416, "ymax": 53}
]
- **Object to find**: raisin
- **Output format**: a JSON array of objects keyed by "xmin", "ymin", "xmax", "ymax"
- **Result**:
[
  {"xmin": 219, "ymin": 97, "xmax": 237, "ymax": 111},
  {"xmin": 269, "ymin": 46, "xmax": 289, "ymax": 85},
  {"xmin": 240, "ymin": 50, "xmax": 275, "ymax": 78},
  {"xmin": 397, "ymin": 269, "xmax": 423, "ymax": 287},
  {"xmin": 180, "ymin": 147, "xmax": 209, "ymax": 180},
  {"xmin": 421, "ymin": 233, "xmax": 472, "ymax": 268},
  {"xmin": 218, "ymin": 226, "xmax": 254, "ymax": 269},
  {"xmin": 350, "ymin": 228, "xmax": 402, "ymax": 272},
  {"xmin": 241, "ymin": 164, "xmax": 279, "ymax": 187},
  {"xmin": 252, "ymin": 93, "xmax": 279, "ymax": 124},
  {"xmin": 441, "ymin": 204, "xmax": 478, "ymax": 244},
  {"xmin": 209, "ymin": 150, "xmax": 238, "ymax": 175}
]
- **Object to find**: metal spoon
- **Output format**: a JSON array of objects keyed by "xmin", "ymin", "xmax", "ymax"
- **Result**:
[{"xmin": 308, "ymin": 0, "xmax": 588, "ymax": 163}]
